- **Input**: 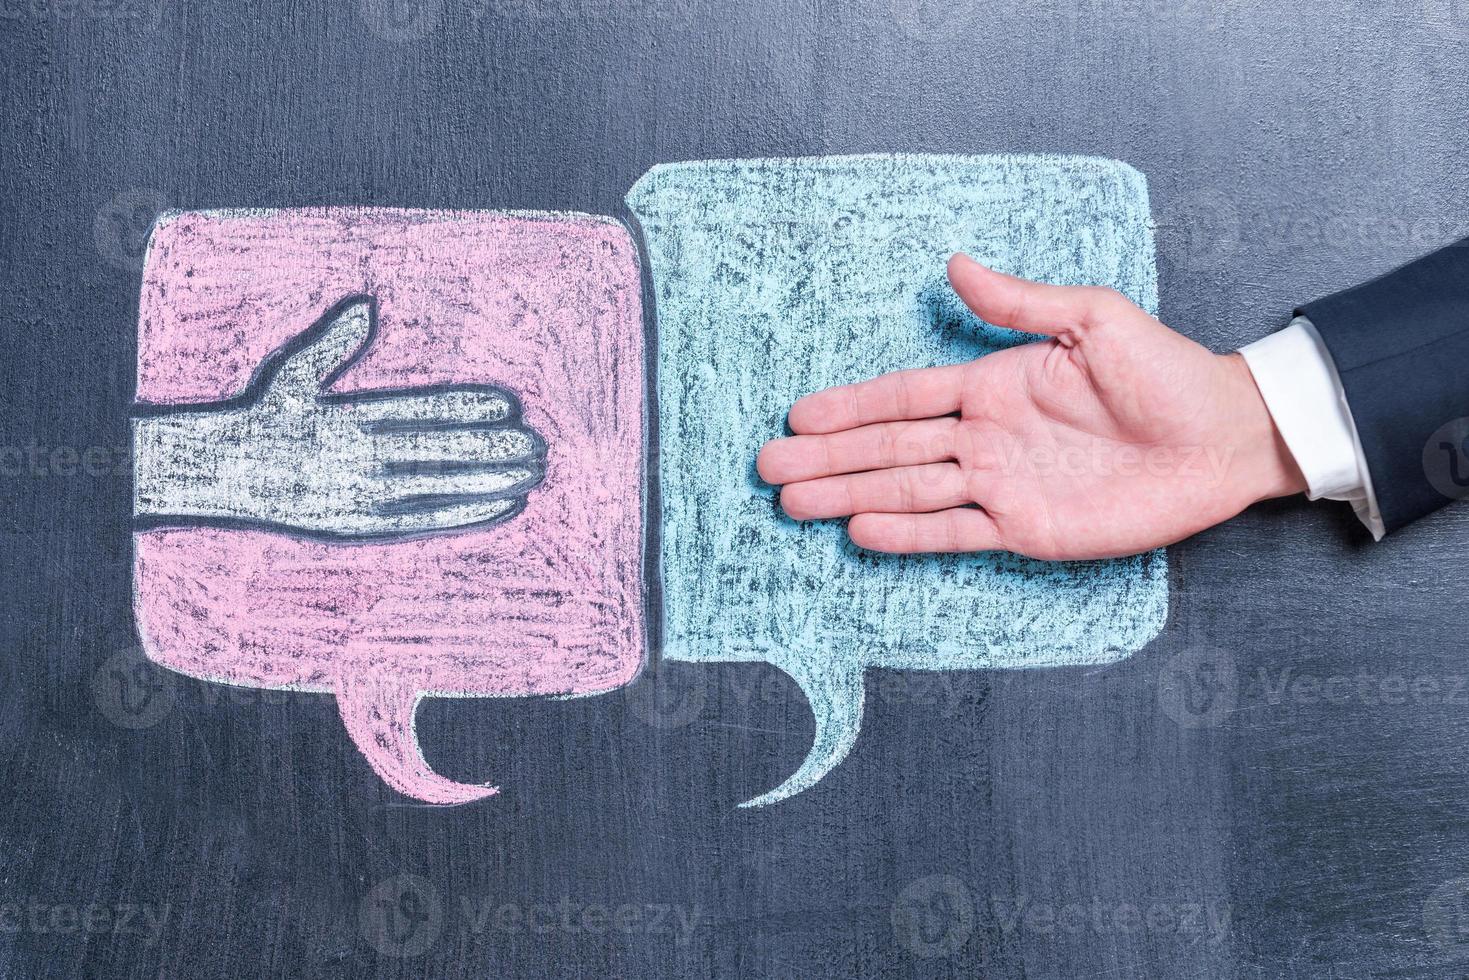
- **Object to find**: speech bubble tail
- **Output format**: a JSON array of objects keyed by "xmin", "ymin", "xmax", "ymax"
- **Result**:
[
  {"xmin": 335, "ymin": 676, "xmax": 498, "ymax": 805},
  {"xmin": 738, "ymin": 664, "xmax": 866, "ymax": 809}
]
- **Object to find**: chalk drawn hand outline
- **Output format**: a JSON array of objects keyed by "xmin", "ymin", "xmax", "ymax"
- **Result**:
[{"xmin": 132, "ymin": 295, "xmax": 548, "ymax": 541}]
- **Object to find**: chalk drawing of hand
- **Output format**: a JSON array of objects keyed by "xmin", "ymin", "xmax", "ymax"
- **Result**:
[
  {"xmin": 759, "ymin": 254, "xmax": 1307, "ymax": 561},
  {"xmin": 132, "ymin": 295, "xmax": 547, "ymax": 540}
]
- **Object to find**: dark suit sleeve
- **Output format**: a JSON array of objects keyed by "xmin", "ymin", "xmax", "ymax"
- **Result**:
[{"xmin": 1297, "ymin": 237, "xmax": 1469, "ymax": 533}]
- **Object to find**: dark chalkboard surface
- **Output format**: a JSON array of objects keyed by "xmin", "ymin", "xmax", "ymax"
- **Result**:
[{"xmin": 3, "ymin": 1, "xmax": 1469, "ymax": 977}]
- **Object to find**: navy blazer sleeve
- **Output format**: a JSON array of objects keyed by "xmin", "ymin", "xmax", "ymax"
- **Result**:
[{"xmin": 1297, "ymin": 238, "xmax": 1469, "ymax": 533}]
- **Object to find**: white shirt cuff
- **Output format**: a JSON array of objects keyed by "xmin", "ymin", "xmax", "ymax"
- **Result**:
[{"xmin": 1238, "ymin": 317, "xmax": 1386, "ymax": 541}]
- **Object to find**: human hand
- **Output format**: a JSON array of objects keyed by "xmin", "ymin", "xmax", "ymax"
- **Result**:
[
  {"xmin": 756, "ymin": 255, "xmax": 1305, "ymax": 560},
  {"xmin": 133, "ymin": 296, "xmax": 546, "ymax": 540}
]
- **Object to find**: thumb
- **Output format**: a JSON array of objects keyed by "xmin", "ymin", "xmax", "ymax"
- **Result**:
[
  {"xmin": 947, "ymin": 253, "xmax": 1128, "ymax": 346},
  {"xmin": 259, "ymin": 296, "xmax": 376, "ymax": 398}
]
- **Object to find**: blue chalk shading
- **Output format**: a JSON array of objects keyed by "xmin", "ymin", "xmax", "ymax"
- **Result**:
[{"xmin": 627, "ymin": 155, "xmax": 1169, "ymax": 806}]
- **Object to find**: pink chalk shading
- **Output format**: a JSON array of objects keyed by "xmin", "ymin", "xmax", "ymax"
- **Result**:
[{"xmin": 132, "ymin": 208, "xmax": 645, "ymax": 804}]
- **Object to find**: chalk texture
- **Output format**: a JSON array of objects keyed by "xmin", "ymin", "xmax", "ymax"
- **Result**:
[
  {"xmin": 10, "ymin": 8, "xmax": 1469, "ymax": 977},
  {"xmin": 131, "ymin": 208, "xmax": 645, "ymax": 804},
  {"xmin": 628, "ymin": 155, "xmax": 1169, "ymax": 805}
]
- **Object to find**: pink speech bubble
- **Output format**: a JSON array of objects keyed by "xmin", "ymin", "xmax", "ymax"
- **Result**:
[{"xmin": 132, "ymin": 208, "xmax": 645, "ymax": 804}]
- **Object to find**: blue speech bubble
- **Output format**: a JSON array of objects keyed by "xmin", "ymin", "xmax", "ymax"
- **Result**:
[{"xmin": 628, "ymin": 155, "xmax": 1169, "ymax": 806}]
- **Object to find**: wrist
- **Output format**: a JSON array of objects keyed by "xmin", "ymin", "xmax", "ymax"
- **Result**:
[
  {"xmin": 132, "ymin": 409, "xmax": 249, "ymax": 523},
  {"xmin": 1219, "ymin": 352, "xmax": 1309, "ymax": 505}
]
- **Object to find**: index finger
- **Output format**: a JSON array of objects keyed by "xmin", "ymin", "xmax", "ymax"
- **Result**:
[{"xmin": 786, "ymin": 363, "xmax": 968, "ymax": 435}]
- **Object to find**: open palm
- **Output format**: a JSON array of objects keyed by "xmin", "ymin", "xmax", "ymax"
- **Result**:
[{"xmin": 756, "ymin": 255, "xmax": 1303, "ymax": 560}]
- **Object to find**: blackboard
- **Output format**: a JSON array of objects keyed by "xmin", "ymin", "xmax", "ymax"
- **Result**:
[{"xmin": 3, "ymin": 1, "xmax": 1469, "ymax": 976}]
